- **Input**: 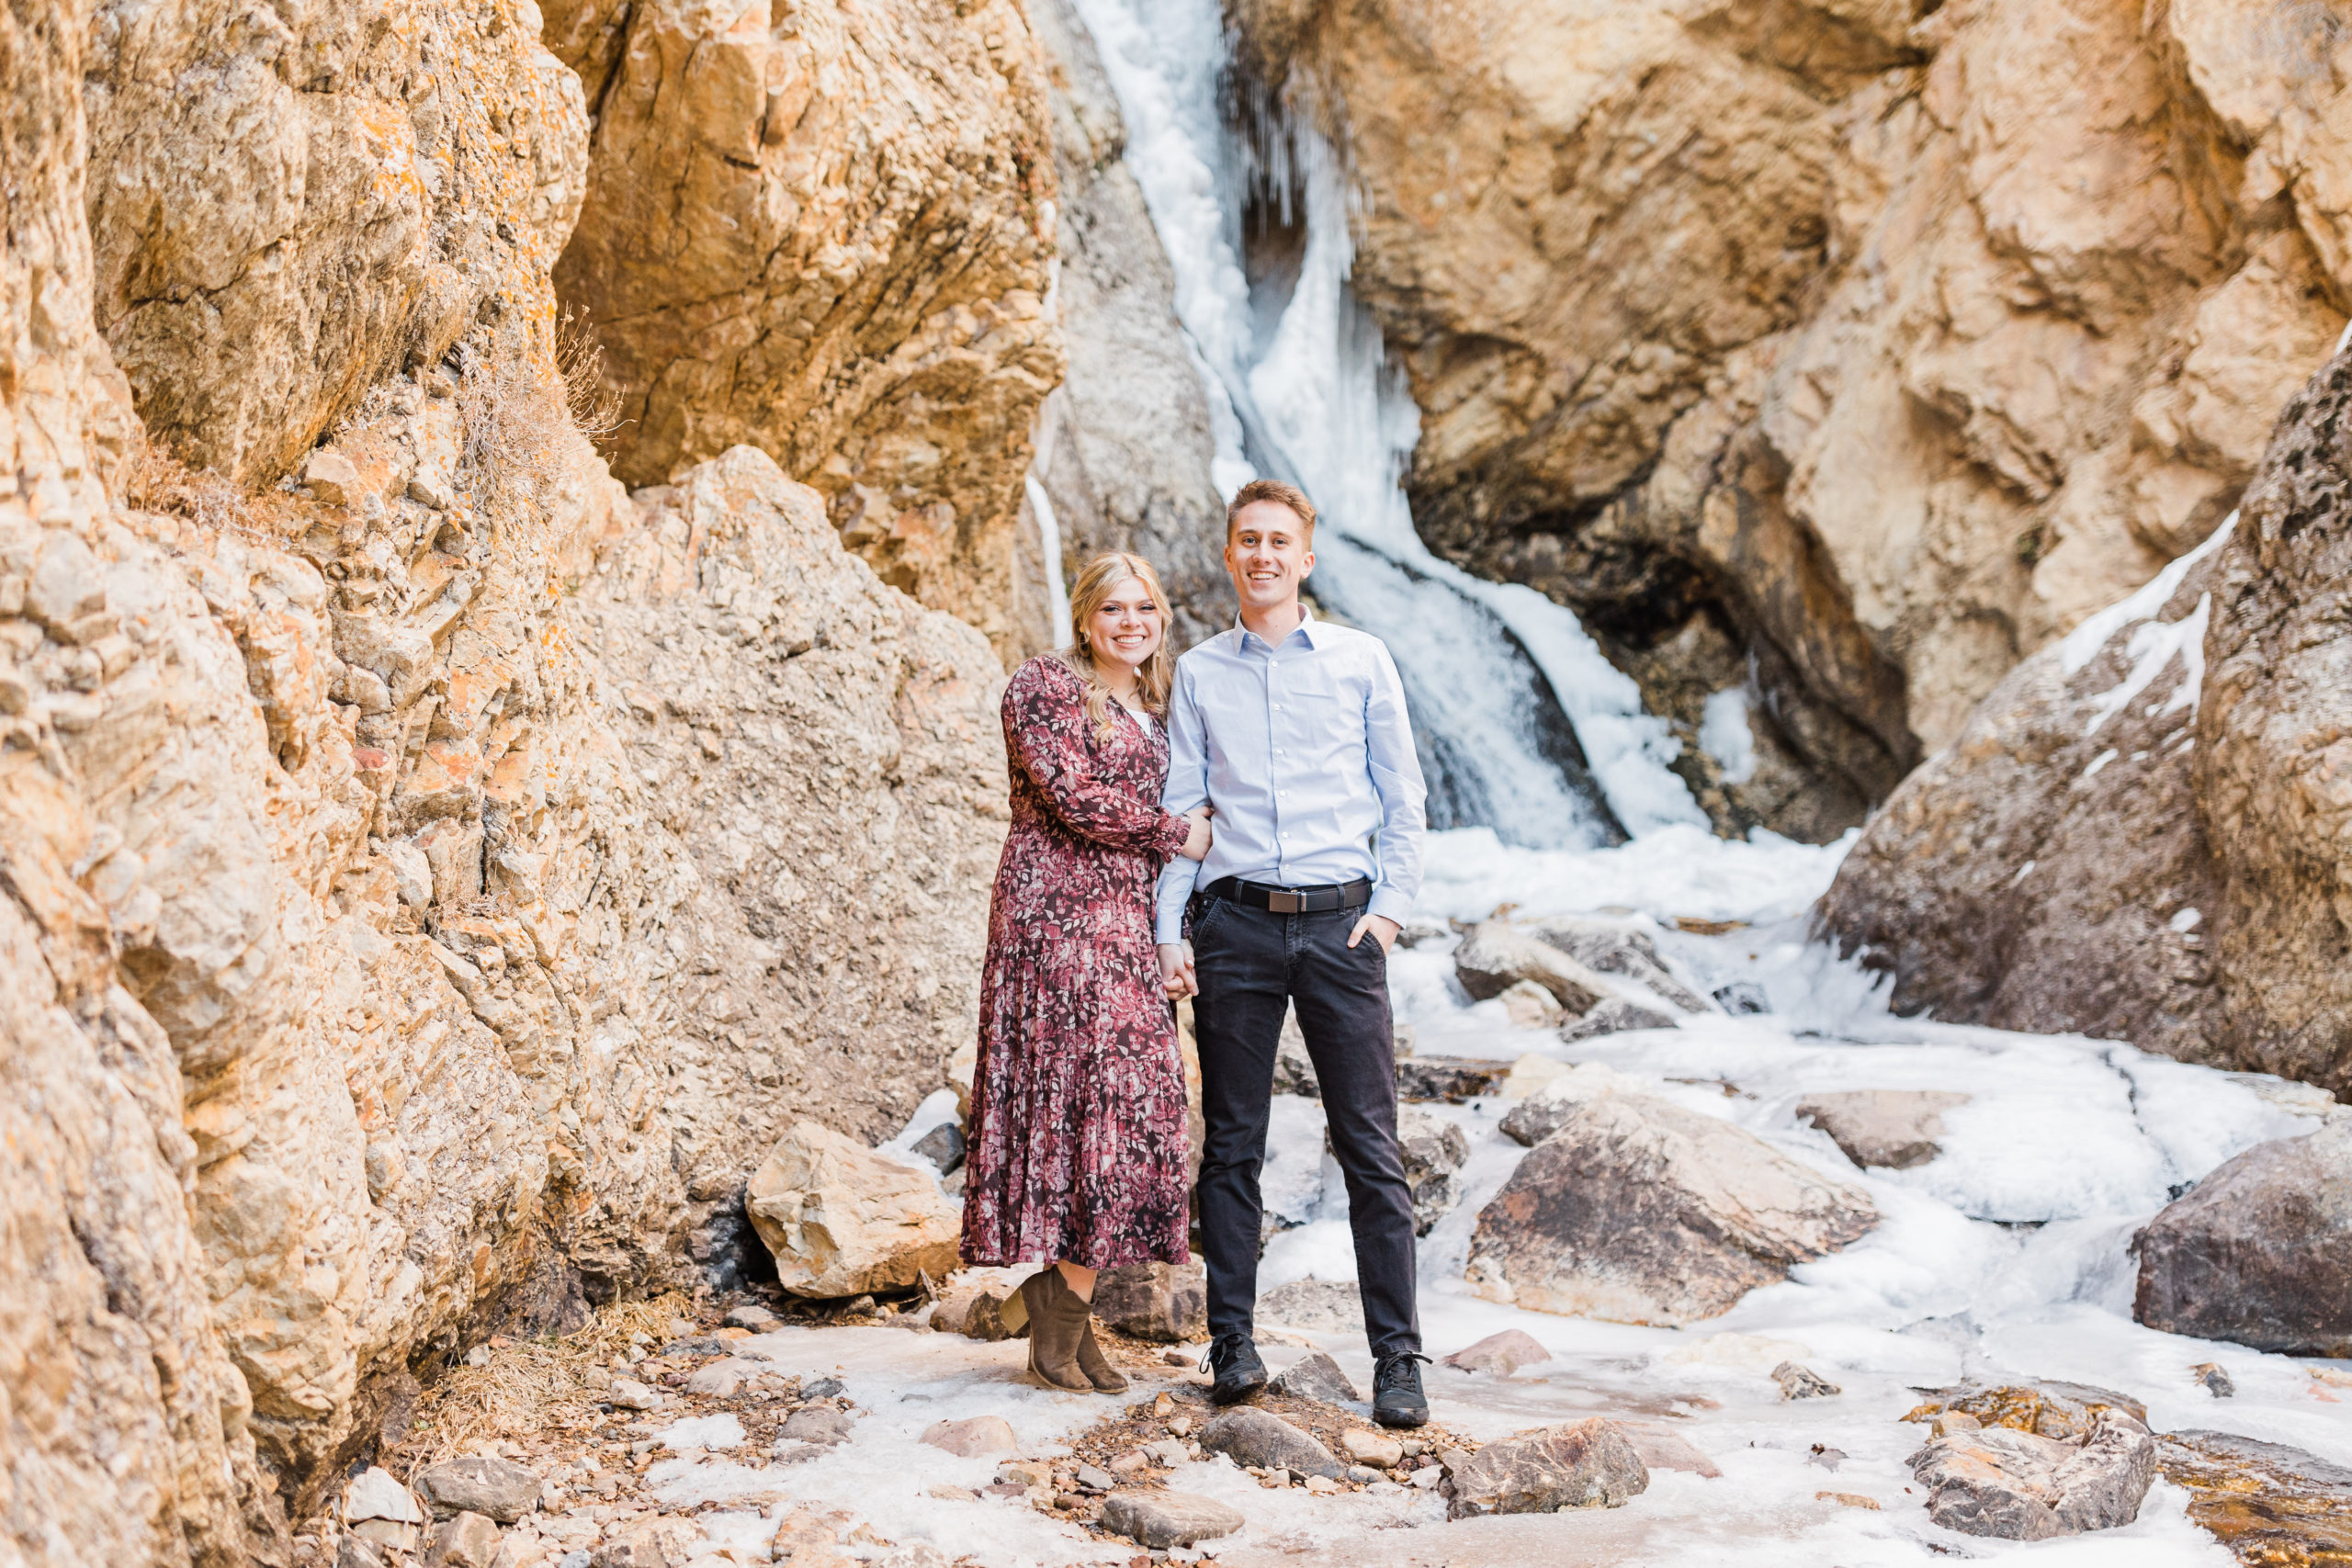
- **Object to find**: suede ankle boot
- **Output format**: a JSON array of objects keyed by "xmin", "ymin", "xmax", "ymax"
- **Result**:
[
  {"xmin": 1020, "ymin": 1269, "xmax": 1092, "ymax": 1392},
  {"xmin": 1074, "ymin": 1315, "xmax": 1128, "ymax": 1393}
]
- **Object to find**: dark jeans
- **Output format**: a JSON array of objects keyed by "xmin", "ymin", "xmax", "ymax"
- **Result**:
[{"xmin": 1190, "ymin": 895, "xmax": 1421, "ymax": 1359}]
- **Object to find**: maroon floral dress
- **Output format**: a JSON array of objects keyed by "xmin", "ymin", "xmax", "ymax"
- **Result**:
[{"xmin": 959, "ymin": 656, "xmax": 1194, "ymax": 1270}]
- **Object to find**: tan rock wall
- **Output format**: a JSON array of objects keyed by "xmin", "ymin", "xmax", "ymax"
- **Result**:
[
  {"xmin": 549, "ymin": 0, "xmax": 1065, "ymax": 660},
  {"xmin": 1237, "ymin": 0, "xmax": 2350, "ymax": 839},
  {"xmin": 5, "ymin": 2, "xmax": 1011, "ymax": 1556}
]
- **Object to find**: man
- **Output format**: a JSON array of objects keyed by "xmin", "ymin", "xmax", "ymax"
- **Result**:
[{"xmin": 1156, "ymin": 478, "xmax": 1431, "ymax": 1428}]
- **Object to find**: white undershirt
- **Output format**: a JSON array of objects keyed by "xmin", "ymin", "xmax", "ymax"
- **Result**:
[{"xmin": 1120, "ymin": 703, "xmax": 1155, "ymax": 733}]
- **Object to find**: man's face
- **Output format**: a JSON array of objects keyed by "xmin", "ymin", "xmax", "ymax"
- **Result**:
[{"xmin": 1226, "ymin": 501, "xmax": 1315, "ymax": 615}]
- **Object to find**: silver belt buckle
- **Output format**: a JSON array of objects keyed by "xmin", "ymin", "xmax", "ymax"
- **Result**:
[{"xmin": 1266, "ymin": 887, "xmax": 1302, "ymax": 914}]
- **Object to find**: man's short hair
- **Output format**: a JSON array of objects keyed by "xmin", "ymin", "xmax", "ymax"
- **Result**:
[{"xmin": 1226, "ymin": 478, "xmax": 1317, "ymax": 539}]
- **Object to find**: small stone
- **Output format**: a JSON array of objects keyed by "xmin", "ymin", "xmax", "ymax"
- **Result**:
[
  {"xmin": 1346, "ymin": 1465, "xmax": 1384, "ymax": 1484},
  {"xmin": 722, "ymin": 1304, "xmax": 782, "ymax": 1332},
  {"xmin": 303, "ymin": 451, "xmax": 365, "ymax": 507},
  {"xmin": 1712, "ymin": 980, "xmax": 1770, "ymax": 1014},
  {"xmin": 1142, "ymin": 1439, "xmax": 1188, "ymax": 1468},
  {"xmin": 685, "ymin": 1359, "xmax": 759, "ymax": 1397},
  {"xmin": 802, "ymin": 1377, "xmax": 845, "ymax": 1399},
  {"xmin": 1773, "ymin": 1362, "xmax": 1841, "ymax": 1400},
  {"xmin": 336, "ymin": 1535, "xmax": 386, "ymax": 1568},
  {"xmin": 607, "ymin": 1378, "xmax": 660, "ymax": 1410},
  {"xmin": 1304, "ymin": 1474, "xmax": 1342, "ymax": 1494},
  {"xmin": 1817, "ymin": 1492, "xmax": 1881, "ymax": 1510},
  {"xmin": 920, "ymin": 1415, "xmax": 1017, "ymax": 1457},
  {"xmin": 1073, "ymin": 1463, "xmax": 1116, "ymax": 1491},
  {"xmin": 1409, "ymin": 1467, "xmax": 1442, "ymax": 1490},
  {"xmin": 345, "ymin": 1467, "xmax": 425, "ymax": 1524},
  {"xmin": 1266, "ymin": 1349, "xmax": 1362, "ymax": 1404},
  {"xmin": 1442, "ymin": 1329, "xmax": 1552, "ymax": 1377},
  {"xmin": 1442, "ymin": 1419, "xmax": 1650, "ymax": 1518},
  {"xmin": 425, "ymin": 1510, "xmax": 503, "ymax": 1568},
  {"xmin": 910, "ymin": 1122, "xmax": 966, "ymax": 1174},
  {"xmin": 350, "ymin": 1520, "xmax": 417, "ymax": 1553},
  {"xmin": 1341, "ymin": 1429, "xmax": 1405, "ymax": 1468},
  {"xmin": 2190, "ymin": 1362, "xmax": 2235, "ymax": 1398},
  {"xmin": 1162, "ymin": 1347, "xmax": 1201, "ymax": 1369},
  {"xmin": 1108, "ymin": 1451, "xmax": 1148, "ymax": 1476},
  {"xmin": 416, "ymin": 1455, "xmax": 542, "ymax": 1522},
  {"xmin": 1198, "ymin": 1408, "xmax": 1347, "ymax": 1479},
  {"xmin": 995, "ymin": 1461, "xmax": 1052, "ymax": 1488},
  {"xmin": 782, "ymin": 1406, "xmax": 855, "ymax": 1446},
  {"xmin": 1100, "ymin": 1493, "xmax": 1246, "ymax": 1550},
  {"xmin": 1499, "ymin": 978, "xmax": 1565, "ymax": 1028}
]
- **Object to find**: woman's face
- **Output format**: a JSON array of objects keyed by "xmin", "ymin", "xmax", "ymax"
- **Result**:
[{"xmin": 1086, "ymin": 576, "xmax": 1163, "ymax": 673}]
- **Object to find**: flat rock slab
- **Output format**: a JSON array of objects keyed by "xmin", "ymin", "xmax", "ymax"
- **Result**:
[
  {"xmin": 780, "ymin": 1407, "xmax": 854, "ymax": 1446},
  {"xmin": 1442, "ymin": 1329, "xmax": 1551, "ymax": 1377},
  {"xmin": 2133, "ymin": 1122, "xmax": 2352, "ymax": 1355},
  {"xmin": 415, "ymin": 1454, "xmax": 541, "ymax": 1522},
  {"xmin": 919, "ymin": 1414, "xmax": 1018, "ymax": 1457},
  {"xmin": 1100, "ymin": 1492, "xmax": 1245, "ymax": 1549},
  {"xmin": 1467, "ymin": 1090, "xmax": 1878, "ymax": 1325},
  {"xmin": 1442, "ymin": 1417, "xmax": 1649, "ymax": 1518},
  {"xmin": 2158, "ymin": 1429, "xmax": 2352, "ymax": 1563},
  {"xmin": 1908, "ymin": 1411, "xmax": 2155, "ymax": 1540},
  {"xmin": 1795, "ymin": 1089, "xmax": 1970, "ymax": 1169},
  {"xmin": 1198, "ymin": 1407, "xmax": 1347, "ymax": 1479},
  {"xmin": 345, "ymin": 1467, "xmax": 424, "ymax": 1525},
  {"xmin": 1268, "ymin": 1349, "xmax": 1362, "ymax": 1404}
]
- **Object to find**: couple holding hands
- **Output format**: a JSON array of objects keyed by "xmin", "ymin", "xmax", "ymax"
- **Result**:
[{"xmin": 957, "ymin": 479, "xmax": 1433, "ymax": 1430}]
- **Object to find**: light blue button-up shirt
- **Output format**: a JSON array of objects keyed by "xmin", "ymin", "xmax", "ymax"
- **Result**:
[{"xmin": 1154, "ymin": 607, "xmax": 1428, "ymax": 943}]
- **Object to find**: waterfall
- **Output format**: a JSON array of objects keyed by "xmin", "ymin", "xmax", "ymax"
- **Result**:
[
  {"xmin": 1024, "ymin": 473, "xmax": 1074, "ymax": 648},
  {"xmin": 1068, "ymin": 0, "xmax": 1709, "ymax": 846}
]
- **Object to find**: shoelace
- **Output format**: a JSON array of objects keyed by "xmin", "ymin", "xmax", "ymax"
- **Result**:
[
  {"xmin": 1374, "ymin": 1351, "xmax": 1431, "ymax": 1393},
  {"xmin": 1200, "ymin": 1333, "xmax": 1253, "ymax": 1375}
]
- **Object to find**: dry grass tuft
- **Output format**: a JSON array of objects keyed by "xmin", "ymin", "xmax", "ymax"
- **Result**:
[
  {"xmin": 119, "ymin": 442, "xmax": 309, "ymax": 543},
  {"xmin": 396, "ymin": 1292, "xmax": 695, "ymax": 1473}
]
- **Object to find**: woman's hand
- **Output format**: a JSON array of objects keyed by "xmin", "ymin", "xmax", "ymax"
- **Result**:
[{"xmin": 1179, "ymin": 805, "xmax": 1214, "ymax": 862}]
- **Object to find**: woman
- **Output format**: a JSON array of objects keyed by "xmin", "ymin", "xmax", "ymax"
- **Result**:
[{"xmin": 959, "ymin": 552, "xmax": 1210, "ymax": 1393}]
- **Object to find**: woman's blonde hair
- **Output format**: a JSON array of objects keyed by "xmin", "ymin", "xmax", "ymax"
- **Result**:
[{"xmin": 1057, "ymin": 552, "xmax": 1176, "ymax": 739}]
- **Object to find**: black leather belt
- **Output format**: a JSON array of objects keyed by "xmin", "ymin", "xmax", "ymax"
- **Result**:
[{"xmin": 1202, "ymin": 875, "xmax": 1374, "ymax": 914}]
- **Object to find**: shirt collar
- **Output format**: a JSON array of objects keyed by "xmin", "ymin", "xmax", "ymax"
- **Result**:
[{"xmin": 1231, "ymin": 604, "xmax": 1320, "ymax": 653}]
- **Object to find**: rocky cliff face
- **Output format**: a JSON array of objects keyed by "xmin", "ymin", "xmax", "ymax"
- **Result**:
[
  {"xmin": 1234, "ymin": 0, "xmax": 2350, "ymax": 840},
  {"xmin": 1821, "ymin": 345, "xmax": 2352, "ymax": 1095},
  {"xmin": 4, "ymin": 1, "xmax": 1009, "ymax": 1560},
  {"xmin": 548, "ymin": 0, "xmax": 1065, "ymax": 659}
]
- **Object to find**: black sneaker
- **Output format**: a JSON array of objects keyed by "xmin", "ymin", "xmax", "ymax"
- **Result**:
[
  {"xmin": 1373, "ymin": 1351, "xmax": 1430, "ymax": 1428},
  {"xmin": 1202, "ymin": 1333, "xmax": 1268, "ymax": 1404}
]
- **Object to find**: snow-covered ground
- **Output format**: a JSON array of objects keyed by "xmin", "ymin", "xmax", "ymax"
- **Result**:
[{"xmin": 659, "ymin": 826, "xmax": 2349, "ymax": 1567}]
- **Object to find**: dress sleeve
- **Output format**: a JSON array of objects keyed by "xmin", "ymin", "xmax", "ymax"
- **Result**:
[{"xmin": 1005, "ymin": 660, "xmax": 1194, "ymax": 856}]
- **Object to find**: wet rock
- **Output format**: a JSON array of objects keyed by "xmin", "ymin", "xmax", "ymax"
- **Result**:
[
  {"xmin": 2190, "ymin": 1363, "xmax": 2235, "ymax": 1398},
  {"xmin": 1397, "ymin": 1107, "xmax": 1469, "ymax": 1235},
  {"xmin": 2156, "ymin": 1429, "xmax": 2352, "ymax": 1565},
  {"xmin": 1394, "ymin": 1056, "xmax": 1514, "ymax": 1103},
  {"xmin": 1468, "ymin": 1091, "xmax": 1878, "ymax": 1324},
  {"xmin": 745, "ymin": 1120, "xmax": 963, "ymax": 1299},
  {"xmin": 1712, "ymin": 981, "xmax": 1770, "ymax": 1015},
  {"xmin": 1453, "ymin": 922, "xmax": 1609, "ymax": 1013},
  {"xmin": 1259, "ymin": 1278, "xmax": 1364, "ymax": 1334},
  {"xmin": 1795, "ymin": 1090, "xmax": 1970, "ymax": 1170},
  {"xmin": 1907, "ymin": 1409, "xmax": 2156, "ymax": 1540},
  {"xmin": 1100, "ymin": 1493, "xmax": 1246, "ymax": 1550},
  {"xmin": 1773, "ymin": 1362, "xmax": 1840, "ymax": 1400},
  {"xmin": 782, "ymin": 1407, "xmax": 856, "ymax": 1447},
  {"xmin": 921, "ymin": 1416, "xmax": 1020, "ymax": 1459},
  {"xmin": 1442, "ymin": 1329, "xmax": 1552, "ymax": 1377},
  {"xmin": 1522, "ymin": 918, "xmax": 1711, "ymax": 1012},
  {"xmin": 424, "ymin": 1511, "xmax": 502, "ymax": 1568},
  {"xmin": 415, "ymin": 1455, "xmax": 542, "ymax": 1522},
  {"xmin": 1558, "ymin": 997, "xmax": 1679, "ymax": 1041},
  {"xmin": 1498, "ymin": 1064, "xmax": 1641, "ymax": 1146},
  {"xmin": 1197, "ymin": 1408, "xmax": 1348, "ymax": 1480},
  {"xmin": 1268, "ymin": 1350, "xmax": 1363, "ymax": 1404},
  {"xmin": 910, "ymin": 1123, "xmax": 965, "ymax": 1176},
  {"xmin": 1442, "ymin": 1418, "xmax": 1649, "ymax": 1518},
  {"xmin": 1091, "ymin": 1260, "xmax": 1206, "ymax": 1342},
  {"xmin": 2132, "ymin": 1123, "xmax": 2352, "ymax": 1355}
]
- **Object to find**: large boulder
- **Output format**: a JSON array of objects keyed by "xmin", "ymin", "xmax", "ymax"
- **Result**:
[
  {"xmin": 1441, "ymin": 1419, "xmax": 1649, "ymax": 1518},
  {"xmin": 1453, "ymin": 922, "xmax": 1611, "ymax": 1013},
  {"xmin": 1906, "ymin": 1410, "xmax": 2156, "ymax": 1540},
  {"xmin": 1467, "ymin": 1092, "xmax": 1877, "ymax": 1325},
  {"xmin": 745, "ymin": 1122, "xmax": 962, "ymax": 1299},
  {"xmin": 2132, "ymin": 1123, "xmax": 2352, "ymax": 1355},
  {"xmin": 1091, "ymin": 1261, "xmax": 1206, "ymax": 1343},
  {"xmin": 1396, "ymin": 1107, "xmax": 1470, "ymax": 1235}
]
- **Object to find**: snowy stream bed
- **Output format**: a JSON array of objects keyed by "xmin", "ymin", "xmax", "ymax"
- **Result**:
[{"xmin": 648, "ymin": 828, "xmax": 2350, "ymax": 1567}]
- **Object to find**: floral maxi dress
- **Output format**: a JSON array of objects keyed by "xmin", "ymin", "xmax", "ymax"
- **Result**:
[{"xmin": 959, "ymin": 656, "xmax": 1194, "ymax": 1270}]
